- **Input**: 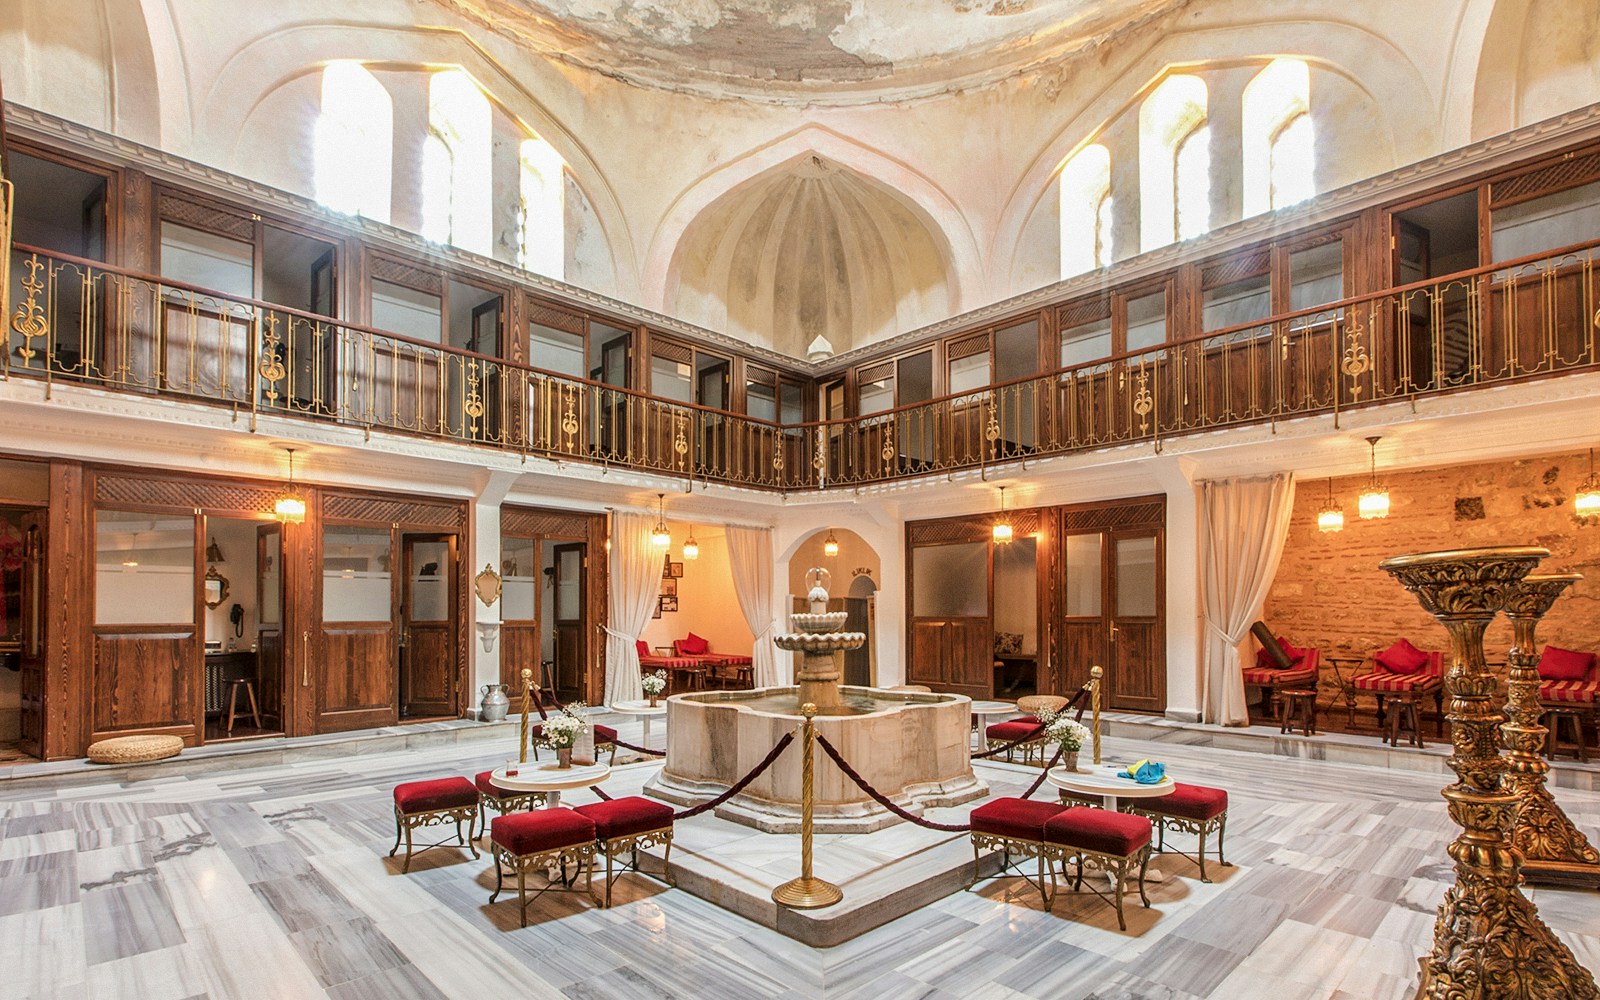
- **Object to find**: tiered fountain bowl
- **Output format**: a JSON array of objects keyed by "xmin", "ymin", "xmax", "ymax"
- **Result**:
[{"xmin": 645, "ymin": 569, "xmax": 986, "ymax": 833}]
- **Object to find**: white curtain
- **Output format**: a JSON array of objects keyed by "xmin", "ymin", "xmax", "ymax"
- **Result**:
[
  {"xmin": 602, "ymin": 511, "xmax": 658, "ymax": 707},
  {"xmin": 1199, "ymin": 474, "xmax": 1296, "ymax": 726},
  {"xmin": 726, "ymin": 524, "xmax": 781, "ymax": 688}
]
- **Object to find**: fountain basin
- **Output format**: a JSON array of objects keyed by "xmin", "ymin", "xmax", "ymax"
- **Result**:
[{"xmin": 644, "ymin": 685, "xmax": 987, "ymax": 833}]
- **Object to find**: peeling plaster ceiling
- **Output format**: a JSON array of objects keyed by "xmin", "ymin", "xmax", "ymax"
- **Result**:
[{"xmin": 426, "ymin": 0, "xmax": 1192, "ymax": 102}]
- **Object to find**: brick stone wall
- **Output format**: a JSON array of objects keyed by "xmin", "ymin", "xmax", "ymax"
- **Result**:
[{"xmin": 1262, "ymin": 450, "xmax": 1600, "ymax": 712}]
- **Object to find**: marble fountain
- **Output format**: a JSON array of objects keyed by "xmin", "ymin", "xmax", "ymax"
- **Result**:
[{"xmin": 645, "ymin": 569, "xmax": 986, "ymax": 833}]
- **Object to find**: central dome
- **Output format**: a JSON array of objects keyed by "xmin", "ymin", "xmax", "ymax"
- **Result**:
[{"xmin": 429, "ymin": 0, "xmax": 1191, "ymax": 101}]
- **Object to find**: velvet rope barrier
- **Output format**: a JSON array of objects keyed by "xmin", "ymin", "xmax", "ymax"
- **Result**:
[
  {"xmin": 1020, "ymin": 743, "xmax": 1066, "ymax": 799},
  {"xmin": 814, "ymin": 733, "xmax": 973, "ymax": 833},
  {"xmin": 670, "ymin": 731, "xmax": 796, "ymax": 822},
  {"xmin": 608, "ymin": 737, "xmax": 665, "ymax": 756},
  {"xmin": 968, "ymin": 721, "xmax": 1048, "ymax": 759}
]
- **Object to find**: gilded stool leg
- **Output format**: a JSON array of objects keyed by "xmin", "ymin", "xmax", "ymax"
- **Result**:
[
  {"xmin": 389, "ymin": 806, "xmax": 403, "ymax": 859},
  {"xmin": 664, "ymin": 835, "xmax": 676, "ymax": 887},
  {"xmin": 1138, "ymin": 850, "xmax": 1151, "ymax": 908},
  {"xmin": 516, "ymin": 868, "xmax": 528, "ymax": 927},
  {"xmin": 1197, "ymin": 823, "xmax": 1209, "ymax": 883},
  {"xmin": 1217, "ymin": 814, "xmax": 1229, "ymax": 868},
  {"xmin": 402, "ymin": 818, "xmax": 415, "ymax": 873},
  {"xmin": 1112, "ymin": 859, "xmax": 1127, "ymax": 931}
]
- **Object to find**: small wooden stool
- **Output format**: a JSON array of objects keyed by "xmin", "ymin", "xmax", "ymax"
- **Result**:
[
  {"xmin": 1278, "ymin": 689, "xmax": 1317, "ymax": 736},
  {"xmin": 1544, "ymin": 707, "xmax": 1590, "ymax": 763},
  {"xmin": 1386, "ymin": 693, "xmax": 1424, "ymax": 749},
  {"xmin": 226, "ymin": 679, "xmax": 261, "ymax": 733}
]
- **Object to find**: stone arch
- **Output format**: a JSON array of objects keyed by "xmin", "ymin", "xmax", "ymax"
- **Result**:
[{"xmin": 1467, "ymin": 0, "xmax": 1600, "ymax": 141}]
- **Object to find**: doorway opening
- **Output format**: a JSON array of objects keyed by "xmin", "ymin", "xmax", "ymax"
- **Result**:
[
  {"xmin": 201, "ymin": 515, "xmax": 286, "ymax": 742},
  {"xmin": 0, "ymin": 502, "xmax": 46, "ymax": 763}
]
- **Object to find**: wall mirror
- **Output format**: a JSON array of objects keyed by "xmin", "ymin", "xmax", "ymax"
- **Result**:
[
  {"xmin": 474, "ymin": 563, "xmax": 502, "ymax": 607},
  {"xmin": 204, "ymin": 565, "xmax": 230, "ymax": 609}
]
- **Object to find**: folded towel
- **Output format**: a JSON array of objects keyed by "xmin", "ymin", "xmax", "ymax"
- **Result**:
[{"xmin": 1117, "ymin": 759, "xmax": 1166, "ymax": 784}]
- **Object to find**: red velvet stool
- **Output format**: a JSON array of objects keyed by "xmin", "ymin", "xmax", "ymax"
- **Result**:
[
  {"xmin": 474, "ymin": 770, "xmax": 548, "ymax": 831},
  {"xmin": 1123, "ymin": 782, "xmax": 1229, "ymax": 882},
  {"xmin": 984, "ymin": 717, "xmax": 1048, "ymax": 764},
  {"xmin": 968, "ymin": 797, "xmax": 1071, "ymax": 907},
  {"xmin": 390, "ymin": 776, "xmax": 479, "ymax": 873},
  {"xmin": 574, "ymin": 796, "xmax": 677, "ymax": 906},
  {"xmin": 489, "ymin": 808, "xmax": 597, "ymax": 926},
  {"xmin": 1043, "ymin": 806, "xmax": 1153, "ymax": 930}
]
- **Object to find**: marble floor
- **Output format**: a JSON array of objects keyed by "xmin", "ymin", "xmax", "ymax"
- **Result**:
[{"xmin": 1, "ymin": 716, "xmax": 1597, "ymax": 1000}]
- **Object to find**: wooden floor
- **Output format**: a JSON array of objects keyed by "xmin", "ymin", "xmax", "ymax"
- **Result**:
[{"xmin": 0, "ymin": 714, "xmax": 1596, "ymax": 999}]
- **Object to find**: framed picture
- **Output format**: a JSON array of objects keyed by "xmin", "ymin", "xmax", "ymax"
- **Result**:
[
  {"xmin": 669, "ymin": 562, "xmax": 684, "ymax": 579},
  {"xmin": 663, "ymin": 553, "xmax": 672, "ymax": 578},
  {"xmin": 660, "ymin": 595, "xmax": 679, "ymax": 613},
  {"xmin": 660, "ymin": 578, "xmax": 678, "ymax": 598},
  {"xmin": 653, "ymin": 600, "xmax": 662, "ymax": 619}
]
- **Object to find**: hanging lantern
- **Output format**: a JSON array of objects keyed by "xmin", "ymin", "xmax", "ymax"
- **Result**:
[
  {"xmin": 650, "ymin": 493, "xmax": 671, "ymax": 548},
  {"xmin": 274, "ymin": 447, "xmax": 307, "ymax": 524},
  {"xmin": 1317, "ymin": 477, "xmax": 1344, "ymax": 533},
  {"xmin": 1357, "ymin": 436, "xmax": 1389, "ymax": 520},
  {"xmin": 992, "ymin": 485, "xmax": 1014, "ymax": 543},
  {"xmin": 1576, "ymin": 448, "xmax": 1600, "ymax": 519},
  {"xmin": 822, "ymin": 529, "xmax": 839, "ymax": 558}
]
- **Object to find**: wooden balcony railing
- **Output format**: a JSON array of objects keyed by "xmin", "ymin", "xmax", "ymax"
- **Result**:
[{"xmin": 6, "ymin": 239, "xmax": 1600, "ymax": 491}]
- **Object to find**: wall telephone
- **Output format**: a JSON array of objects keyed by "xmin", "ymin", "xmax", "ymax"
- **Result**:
[{"xmin": 229, "ymin": 604, "xmax": 245, "ymax": 638}]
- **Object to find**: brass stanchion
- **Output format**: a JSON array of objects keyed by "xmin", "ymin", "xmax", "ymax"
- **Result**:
[
  {"xmin": 1503, "ymin": 574, "xmax": 1600, "ymax": 888},
  {"xmin": 1381, "ymin": 547, "xmax": 1597, "ymax": 1000},
  {"xmin": 1090, "ymin": 665, "xmax": 1103, "ymax": 766},
  {"xmin": 772, "ymin": 704, "xmax": 842, "ymax": 909},
  {"xmin": 519, "ymin": 667, "xmax": 534, "ymax": 764}
]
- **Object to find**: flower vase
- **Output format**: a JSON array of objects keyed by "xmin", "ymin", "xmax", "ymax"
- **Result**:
[
  {"xmin": 556, "ymin": 747, "xmax": 572, "ymax": 769},
  {"xmin": 1064, "ymin": 750, "xmax": 1079, "ymax": 771},
  {"xmin": 648, "ymin": 694, "xmax": 659, "ymax": 708}
]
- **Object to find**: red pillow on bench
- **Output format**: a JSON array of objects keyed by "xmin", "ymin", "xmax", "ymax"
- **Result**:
[
  {"xmin": 679, "ymin": 632, "xmax": 710, "ymax": 655},
  {"xmin": 636, "ymin": 639, "xmax": 650, "ymax": 657},
  {"xmin": 1537, "ymin": 644, "xmax": 1595, "ymax": 682},
  {"xmin": 1376, "ymin": 638, "xmax": 1430, "ymax": 675},
  {"xmin": 1255, "ymin": 636, "xmax": 1306, "ymax": 670}
]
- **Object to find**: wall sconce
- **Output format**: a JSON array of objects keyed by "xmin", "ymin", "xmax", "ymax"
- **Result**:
[
  {"xmin": 822, "ymin": 529, "xmax": 839, "ymax": 558},
  {"xmin": 475, "ymin": 621, "xmax": 501, "ymax": 653},
  {"xmin": 1357, "ymin": 436, "xmax": 1390, "ymax": 520},
  {"xmin": 682, "ymin": 526, "xmax": 699, "ymax": 560},
  {"xmin": 1577, "ymin": 448, "xmax": 1600, "ymax": 519},
  {"xmin": 205, "ymin": 537, "xmax": 225, "ymax": 563},
  {"xmin": 992, "ymin": 485, "xmax": 1014, "ymax": 543},
  {"xmin": 1317, "ymin": 478, "xmax": 1344, "ymax": 533},
  {"xmin": 274, "ymin": 447, "xmax": 307, "ymax": 524},
  {"xmin": 650, "ymin": 493, "xmax": 671, "ymax": 548}
]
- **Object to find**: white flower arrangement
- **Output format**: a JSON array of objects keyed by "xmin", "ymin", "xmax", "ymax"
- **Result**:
[
  {"xmin": 641, "ymin": 669, "xmax": 668, "ymax": 696},
  {"xmin": 1039, "ymin": 711, "xmax": 1090, "ymax": 752},
  {"xmin": 540, "ymin": 707, "xmax": 585, "ymax": 749}
]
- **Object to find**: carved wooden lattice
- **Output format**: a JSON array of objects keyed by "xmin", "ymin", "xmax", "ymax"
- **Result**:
[
  {"xmin": 502, "ymin": 506, "xmax": 594, "ymax": 538},
  {"xmin": 1058, "ymin": 296, "xmax": 1111, "ymax": 331},
  {"xmin": 652, "ymin": 339, "xmax": 692, "ymax": 365},
  {"xmin": 1490, "ymin": 149, "xmax": 1600, "ymax": 209},
  {"xmin": 157, "ymin": 194, "xmax": 254, "ymax": 241},
  {"xmin": 528, "ymin": 299, "xmax": 585, "ymax": 335},
  {"xmin": 95, "ymin": 474, "xmax": 279, "ymax": 515},
  {"xmin": 1060, "ymin": 501, "xmax": 1164, "ymax": 531},
  {"xmin": 369, "ymin": 256, "xmax": 443, "ymax": 295},
  {"xmin": 322, "ymin": 492, "xmax": 465, "ymax": 527},
  {"xmin": 1203, "ymin": 248, "xmax": 1272, "ymax": 289},
  {"xmin": 948, "ymin": 331, "xmax": 992, "ymax": 361}
]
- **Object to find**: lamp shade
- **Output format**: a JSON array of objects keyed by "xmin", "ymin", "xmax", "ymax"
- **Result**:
[
  {"xmin": 992, "ymin": 521, "xmax": 1014, "ymax": 543},
  {"xmin": 1357, "ymin": 487, "xmax": 1390, "ymax": 520},
  {"xmin": 681, "ymin": 536, "xmax": 699, "ymax": 559},
  {"xmin": 822, "ymin": 530, "xmax": 839, "ymax": 557},
  {"xmin": 1317, "ymin": 505, "xmax": 1345, "ymax": 533},
  {"xmin": 274, "ymin": 493, "xmax": 306, "ymax": 524},
  {"xmin": 1577, "ymin": 481, "xmax": 1600, "ymax": 518}
]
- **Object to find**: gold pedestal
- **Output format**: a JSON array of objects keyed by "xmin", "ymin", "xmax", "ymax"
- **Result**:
[
  {"xmin": 771, "ymin": 875, "xmax": 844, "ymax": 909},
  {"xmin": 1502, "ymin": 574, "xmax": 1600, "ymax": 889},
  {"xmin": 772, "ymin": 703, "xmax": 843, "ymax": 910},
  {"xmin": 1381, "ymin": 547, "xmax": 1597, "ymax": 1000}
]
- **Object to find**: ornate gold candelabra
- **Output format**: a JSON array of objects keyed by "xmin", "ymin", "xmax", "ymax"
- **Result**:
[
  {"xmin": 1379, "ymin": 547, "xmax": 1596, "ymax": 1000},
  {"xmin": 1502, "ymin": 574, "xmax": 1600, "ymax": 888},
  {"xmin": 772, "ymin": 704, "xmax": 843, "ymax": 909},
  {"xmin": 1090, "ymin": 665, "xmax": 1103, "ymax": 765}
]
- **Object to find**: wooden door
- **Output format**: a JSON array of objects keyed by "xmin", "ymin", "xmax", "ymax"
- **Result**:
[
  {"xmin": 316, "ymin": 525, "xmax": 397, "ymax": 732},
  {"xmin": 552, "ymin": 542, "xmax": 585, "ymax": 700},
  {"xmin": 1058, "ymin": 530, "xmax": 1108, "ymax": 695},
  {"xmin": 400, "ymin": 533, "xmax": 458, "ymax": 718},
  {"xmin": 16, "ymin": 512, "xmax": 46, "ymax": 757},
  {"xmin": 255, "ymin": 524, "xmax": 283, "ymax": 727},
  {"xmin": 944, "ymin": 619, "xmax": 993, "ymax": 698},
  {"xmin": 1107, "ymin": 529, "xmax": 1164, "ymax": 711}
]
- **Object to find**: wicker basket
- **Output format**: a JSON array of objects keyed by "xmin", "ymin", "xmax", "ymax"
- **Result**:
[
  {"xmin": 86, "ymin": 734, "xmax": 184, "ymax": 765},
  {"xmin": 1017, "ymin": 695, "xmax": 1069, "ymax": 716}
]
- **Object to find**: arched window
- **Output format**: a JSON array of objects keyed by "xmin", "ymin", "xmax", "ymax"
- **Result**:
[
  {"xmin": 518, "ymin": 137, "xmax": 566, "ymax": 279},
  {"xmin": 1058, "ymin": 143, "xmax": 1113, "ymax": 278},
  {"xmin": 422, "ymin": 69, "xmax": 492, "ymax": 255},
  {"xmin": 313, "ymin": 62, "xmax": 392, "ymax": 223},
  {"xmin": 1139, "ymin": 74, "xmax": 1209, "ymax": 249},
  {"xmin": 1242, "ymin": 58, "xmax": 1314, "ymax": 215}
]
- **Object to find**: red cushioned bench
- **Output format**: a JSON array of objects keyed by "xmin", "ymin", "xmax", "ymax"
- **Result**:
[
  {"xmin": 1123, "ymin": 781, "xmax": 1230, "ymax": 882},
  {"xmin": 488, "ymin": 808, "xmax": 597, "ymax": 926},
  {"xmin": 969, "ymin": 796, "xmax": 1070, "ymax": 909},
  {"xmin": 574, "ymin": 795, "xmax": 676, "ymax": 906},
  {"xmin": 390, "ymin": 776, "xmax": 479, "ymax": 873},
  {"xmin": 1043, "ymin": 806, "xmax": 1153, "ymax": 930}
]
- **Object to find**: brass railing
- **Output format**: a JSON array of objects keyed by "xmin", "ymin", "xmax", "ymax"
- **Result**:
[{"xmin": 5, "ymin": 239, "xmax": 1599, "ymax": 491}]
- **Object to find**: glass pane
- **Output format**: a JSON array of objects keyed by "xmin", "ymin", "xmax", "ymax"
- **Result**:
[
  {"xmin": 696, "ymin": 353, "xmax": 729, "ymax": 409},
  {"xmin": 1290, "ymin": 241, "xmax": 1345, "ymax": 313},
  {"xmin": 948, "ymin": 353, "xmax": 991, "ymax": 395},
  {"xmin": 370, "ymin": 279, "xmax": 442, "ymax": 344},
  {"xmin": 747, "ymin": 379, "xmax": 777, "ymax": 421},
  {"xmin": 779, "ymin": 382, "xmax": 804, "ymax": 424},
  {"xmin": 1202, "ymin": 270, "xmax": 1272, "ymax": 334},
  {"xmin": 1491, "ymin": 178, "xmax": 1600, "ymax": 263},
  {"xmin": 1061, "ymin": 314, "xmax": 1113, "ymax": 368},
  {"xmin": 160, "ymin": 221, "xmax": 254, "ymax": 298},
  {"xmin": 322, "ymin": 527, "xmax": 392, "ymax": 621},
  {"xmin": 993, "ymin": 537, "xmax": 1037, "ymax": 653},
  {"xmin": 260, "ymin": 530, "xmax": 282, "ymax": 626},
  {"xmin": 556, "ymin": 547, "xmax": 581, "ymax": 620},
  {"xmin": 859, "ymin": 374, "xmax": 894, "ymax": 415},
  {"xmin": 912, "ymin": 542, "xmax": 987, "ymax": 617},
  {"xmin": 96, "ymin": 511, "xmax": 195, "ymax": 625},
  {"xmin": 588, "ymin": 323, "xmax": 631, "ymax": 385},
  {"xmin": 500, "ymin": 537, "xmax": 539, "ymax": 621},
  {"xmin": 1064, "ymin": 534, "xmax": 1102, "ymax": 617},
  {"xmin": 1126, "ymin": 290, "xmax": 1167, "ymax": 352},
  {"xmin": 650, "ymin": 355, "xmax": 693, "ymax": 403},
  {"xmin": 1114, "ymin": 536, "xmax": 1157, "ymax": 618},
  {"xmin": 409, "ymin": 540, "xmax": 449, "ymax": 623},
  {"xmin": 9, "ymin": 150, "xmax": 109, "ymax": 260},
  {"xmin": 898, "ymin": 352, "xmax": 933, "ymax": 404},
  {"xmin": 995, "ymin": 319, "xmax": 1039, "ymax": 381},
  {"xmin": 530, "ymin": 322, "xmax": 584, "ymax": 378},
  {"xmin": 447, "ymin": 280, "xmax": 499, "ymax": 355}
]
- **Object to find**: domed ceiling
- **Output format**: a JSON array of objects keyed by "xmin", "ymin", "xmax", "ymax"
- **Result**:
[{"xmin": 428, "ymin": 0, "xmax": 1191, "ymax": 101}]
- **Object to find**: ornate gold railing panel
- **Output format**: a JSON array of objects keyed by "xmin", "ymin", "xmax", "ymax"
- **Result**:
[{"xmin": 5, "ymin": 239, "xmax": 1600, "ymax": 491}]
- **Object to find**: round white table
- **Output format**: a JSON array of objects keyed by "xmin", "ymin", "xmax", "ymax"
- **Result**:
[
  {"xmin": 489, "ymin": 760, "xmax": 611, "ymax": 809},
  {"xmin": 1047, "ymin": 762, "xmax": 1176, "ymax": 885},
  {"xmin": 968, "ymin": 700, "xmax": 1019, "ymax": 750},
  {"xmin": 611, "ymin": 699, "xmax": 668, "ymax": 749}
]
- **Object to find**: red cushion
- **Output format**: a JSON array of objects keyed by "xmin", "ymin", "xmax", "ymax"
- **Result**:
[
  {"xmin": 1351, "ymin": 670, "xmax": 1440, "ymax": 694},
  {"xmin": 1240, "ymin": 667, "xmax": 1317, "ymax": 687},
  {"xmin": 491, "ymin": 808, "xmax": 596, "ymax": 856},
  {"xmin": 394, "ymin": 776, "xmax": 477, "ymax": 814},
  {"xmin": 970, "ymin": 797, "xmax": 1068, "ymax": 840},
  {"xmin": 1044, "ymin": 806, "xmax": 1152, "ymax": 857},
  {"xmin": 1376, "ymin": 638, "xmax": 1430, "ymax": 675},
  {"xmin": 636, "ymin": 639, "xmax": 650, "ymax": 657},
  {"xmin": 679, "ymin": 633, "xmax": 710, "ymax": 655},
  {"xmin": 475, "ymin": 770, "xmax": 533, "ymax": 800},
  {"xmin": 1541, "ymin": 680, "xmax": 1600, "ymax": 704},
  {"xmin": 575, "ymin": 796, "xmax": 675, "ymax": 839},
  {"xmin": 985, "ymin": 717, "xmax": 1045, "ymax": 741},
  {"xmin": 1537, "ymin": 645, "xmax": 1595, "ymax": 682},
  {"xmin": 594, "ymin": 724, "xmax": 617, "ymax": 743},
  {"xmin": 1139, "ymin": 782, "xmax": 1227, "ymax": 822},
  {"xmin": 1255, "ymin": 636, "xmax": 1306, "ymax": 670}
]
